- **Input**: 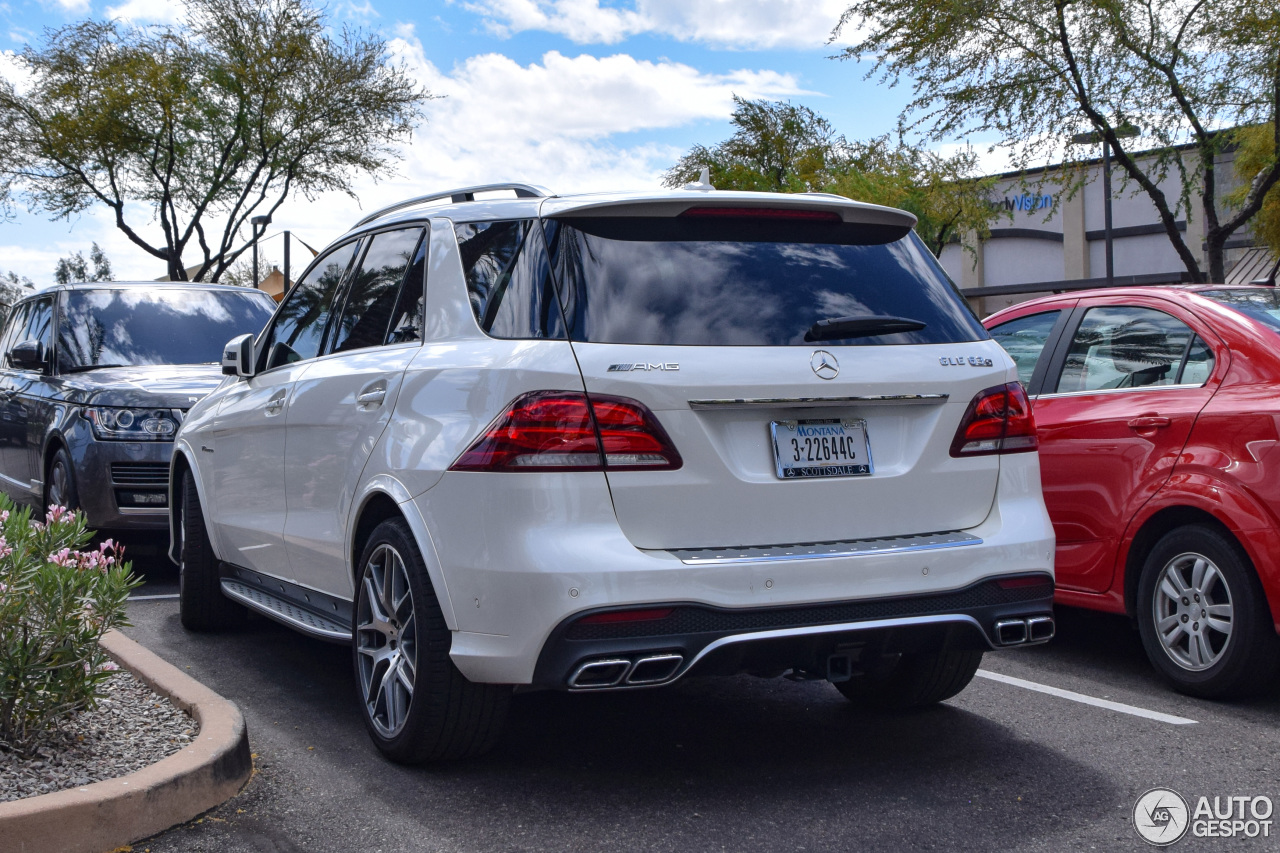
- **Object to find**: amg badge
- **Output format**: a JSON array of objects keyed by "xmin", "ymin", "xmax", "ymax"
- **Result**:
[{"xmin": 608, "ymin": 363, "xmax": 680, "ymax": 372}]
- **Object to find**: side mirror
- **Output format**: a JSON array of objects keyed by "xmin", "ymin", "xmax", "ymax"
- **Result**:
[
  {"xmin": 10, "ymin": 340, "xmax": 46, "ymax": 371},
  {"xmin": 221, "ymin": 334, "xmax": 256, "ymax": 378}
]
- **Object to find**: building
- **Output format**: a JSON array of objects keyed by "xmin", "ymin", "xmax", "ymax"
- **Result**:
[{"xmin": 939, "ymin": 145, "xmax": 1270, "ymax": 317}]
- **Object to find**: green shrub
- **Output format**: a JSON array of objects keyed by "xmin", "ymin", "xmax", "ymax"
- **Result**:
[{"xmin": 0, "ymin": 498, "xmax": 140, "ymax": 755}]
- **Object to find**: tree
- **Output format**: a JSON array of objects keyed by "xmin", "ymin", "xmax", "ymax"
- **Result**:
[
  {"xmin": 0, "ymin": 0, "xmax": 429, "ymax": 282},
  {"xmin": 663, "ymin": 96, "xmax": 848, "ymax": 193},
  {"xmin": 53, "ymin": 242, "xmax": 113, "ymax": 284},
  {"xmin": 834, "ymin": 0, "xmax": 1280, "ymax": 283},
  {"xmin": 1228, "ymin": 124, "xmax": 1280, "ymax": 261},
  {"xmin": 663, "ymin": 97, "xmax": 1002, "ymax": 256}
]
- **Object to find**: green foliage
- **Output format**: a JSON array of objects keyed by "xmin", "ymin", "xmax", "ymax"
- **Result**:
[
  {"xmin": 1228, "ymin": 124, "xmax": 1280, "ymax": 258},
  {"xmin": 0, "ymin": 0, "xmax": 430, "ymax": 283},
  {"xmin": 0, "ymin": 499, "xmax": 140, "ymax": 756},
  {"xmin": 663, "ymin": 97, "xmax": 1002, "ymax": 256},
  {"xmin": 53, "ymin": 242, "xmax": 113, "ymax": 285},
  {"xmin": 663, "ymin": 97, "xmax": 848, "ymax": 193},
  {"xmin": 834, "ymin": 0, "xmax": 1280, "ymax": 282}
]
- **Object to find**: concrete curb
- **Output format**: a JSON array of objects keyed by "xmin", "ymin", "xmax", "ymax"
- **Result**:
[{"xmin": 0, "ymin": 629, "xmax": 253, "ymax": 853}]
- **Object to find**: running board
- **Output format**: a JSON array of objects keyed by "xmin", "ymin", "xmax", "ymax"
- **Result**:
[{"xmin": 221, "ymin": 579, "xmax": 352, "ymax": 643}]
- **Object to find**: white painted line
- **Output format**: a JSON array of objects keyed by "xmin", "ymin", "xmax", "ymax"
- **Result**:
[
  {"xmin": 129, "ymin": 593, "xmax": 180, "ymax": 601},
  {"xmin": 976, "ymin": 669, "xmax": 1197, "ymax": 726}
]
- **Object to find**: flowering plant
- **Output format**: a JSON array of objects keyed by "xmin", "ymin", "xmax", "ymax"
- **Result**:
[{"xmin": 0, "ymin": 497, "xmax": 140, "ymax": 754}]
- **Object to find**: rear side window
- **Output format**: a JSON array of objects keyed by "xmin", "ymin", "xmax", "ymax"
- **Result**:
[
  {"xmin": 547, "ymin": 217, "xmax": 985, "ymax": 346},
  {"xmin": 1054, "ymin": 306, "xmax": 1199, "ymax": 393},
  {"xmin": 454, "ymin": 220, "xmax": 564, "ymax": 340},
  {"xmin": 330, "ymin": 227, "xmax": 425, "ymax": 354},
  {"xmin": 0, "ymin": 301, "xmax": 31, "ymax": 367},
  {"xmin": 988, "ymin": 311, "xmax": 1061, "ymax": 385}
]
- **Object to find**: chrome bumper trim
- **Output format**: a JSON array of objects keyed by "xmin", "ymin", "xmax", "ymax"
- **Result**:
[{"xmin": 668, "ymin": 531, "xmax": 983, "ymax": 565}]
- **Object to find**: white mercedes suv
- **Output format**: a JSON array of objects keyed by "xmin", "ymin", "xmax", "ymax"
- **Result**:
[{"xmin": 170, "ymin": 182, "xmax": 1055, "ymax": 763}]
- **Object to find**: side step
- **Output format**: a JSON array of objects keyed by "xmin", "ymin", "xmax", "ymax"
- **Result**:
[{"xmin": 221, "ymin": 579, "xmax": 352, "ymax": 643}]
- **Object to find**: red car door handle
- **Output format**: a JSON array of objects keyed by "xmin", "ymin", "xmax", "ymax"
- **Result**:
[{"xmin": 1128, "ymin": 415, "xmax": 1171, "ymax": 429}]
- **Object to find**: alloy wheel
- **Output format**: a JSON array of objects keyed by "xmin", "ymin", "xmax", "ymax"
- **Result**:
[
  {"xmin": 48, "ymin": 459, "xmax": 69, "ymax": 507},
  {"xmin": 1153, "ymin": 551, "xmax": 1234, "ymax": 671},
  {"xmin": 355, "ymin": 543, "xmax": 418, "ymax": 739}
]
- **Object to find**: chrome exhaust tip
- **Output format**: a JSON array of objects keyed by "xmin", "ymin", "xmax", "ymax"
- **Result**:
[
  {"xmin": 1026, "ymin": 615, "xmax": 1055, "ymax": 643},
  {"xmin": 626, "ymin": 654, "xmax": 683, "ymax": 685},
  {"xmin": 569, "ymin": 658, "xmax": 631, "ymax": 689},
  {"xmin": 994, "ymin": 618, "xmax": 1029, "ymax": 645}
]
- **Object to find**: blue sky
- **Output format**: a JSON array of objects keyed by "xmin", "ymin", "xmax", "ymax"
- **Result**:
[{"xmin": 0, "ymin": 0, "xmax": 921, "ymax": 284}]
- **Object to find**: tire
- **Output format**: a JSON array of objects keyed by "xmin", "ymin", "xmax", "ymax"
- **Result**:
[
  {"xmin": 834, "ymin": 648, "xmax": 983, "ymax": 710},
  {"xmin": 45, "ymin": 447, "xmax": 79, "ymax": 512},
  {"xmin": 1136, "ymin": 525, "xmax": 1280, "ymax": 699},
  {"xmin": 178, "ymin": 469, "xmax": 244, "ymax": 631},
  {"xmin": 353, "ymin": 518, "xmax": 510, "ymax": 763}
]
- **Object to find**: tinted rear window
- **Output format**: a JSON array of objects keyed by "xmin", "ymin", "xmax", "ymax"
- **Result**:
[
  {"xmin": 1198, "ymin": 289, "xmax": 1280, "ymax": 334},
  {"xmin": 455, "ymin": 220, "xmax": 564, "ymax": 340},
  {"xmin": 57, "ymin": 288, "xmax": 275, "ymax": 371},
  {"xmin": 547, "ymin": 217, "xmax": 985, "ymax": 346}
]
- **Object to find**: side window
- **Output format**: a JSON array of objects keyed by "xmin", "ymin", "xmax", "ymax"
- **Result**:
[
  {"xmin": 454, "ymin": 219, "xmax": 564, "ymax": 340},
  {"xmin": 329, "ymin": 228, "xmax": 425, "ymax": 354},
  {"xmin": 988, "ymin": 311, "xmax": 1060, "ymax": 386},
  {"xmin": 1054, "ymin": 306, "xmax": 1195, "ymax": 393},
  {"xmin": 387, "ymin": 234, "xmax": 427, "ymax": 345},
  {"xmin": 21, "ymin": 298, "xmax": 54, "ymax": 367},
  {"xmin": 262, "ymin": 240, "xmax": 361, "ymax": 369},
  {"xmin": 1178, "ymin": 336, "xmax": 1215, "ymax": 386},
  {"xmin": 0, "ymin": 301, "xmax": 31, "ymax": 368}
]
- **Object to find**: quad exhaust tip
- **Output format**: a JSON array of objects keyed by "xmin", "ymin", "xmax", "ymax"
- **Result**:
[
  {"xmin": 569, "ymin": 654, "xmax": 685, "ymax": 689},
  {"xmin": 995, "ymin": 616, "xmax": 1055, "ymax": 646}
]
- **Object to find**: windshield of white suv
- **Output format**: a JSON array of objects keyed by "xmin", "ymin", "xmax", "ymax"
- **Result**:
[
  {"xmin": 548, "ymin": 216, "xmax": 986, "ymax": 346},
  {"xmin": 57, "ymin": 288, "xmax": 275, "ymax": 371}
]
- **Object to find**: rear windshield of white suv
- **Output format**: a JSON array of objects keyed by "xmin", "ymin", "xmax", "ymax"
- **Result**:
[{"xmin": 546, "ymin": 216, "xmax": 987, "ymax": 346}]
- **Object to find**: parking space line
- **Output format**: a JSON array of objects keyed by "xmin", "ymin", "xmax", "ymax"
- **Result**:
[
  {"xmin": 129, "ymin": 593, "xmax": 180, "ymax": 601},
  {"xmin": 975, "ymin": 670, "xmax": 1197, "ymax": 725}
]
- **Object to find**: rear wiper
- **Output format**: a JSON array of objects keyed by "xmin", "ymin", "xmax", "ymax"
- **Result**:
[{"xmin": 804, "ymin": 315, "xmax": 926, "ymax": 342}]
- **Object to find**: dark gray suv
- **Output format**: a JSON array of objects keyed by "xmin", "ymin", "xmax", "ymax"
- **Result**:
[{"xmin": 0, "ymin": 282, "xmax": 275, "ymax": 530}]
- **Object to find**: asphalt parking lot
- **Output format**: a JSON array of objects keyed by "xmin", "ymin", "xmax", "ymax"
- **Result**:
[{"xmin": 118, "ymin": 540, "xmax": 1280, "ymax": 852}]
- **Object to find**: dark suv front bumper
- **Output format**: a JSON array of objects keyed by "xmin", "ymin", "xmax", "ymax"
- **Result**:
[{"xmin": 532, "ymin": 574, "xmax": 1054, "ymax": 690}]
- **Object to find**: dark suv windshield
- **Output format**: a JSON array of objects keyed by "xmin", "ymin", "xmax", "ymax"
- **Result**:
[
  {"xmin": 57, "ymin": 287, "xmax": 274, "ymax": 371},
  {"xmin": 548, "ymin": 217, "xmax": 986, "ymax": 346}
]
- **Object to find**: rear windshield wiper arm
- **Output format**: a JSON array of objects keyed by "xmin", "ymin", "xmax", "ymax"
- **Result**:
[
  {"xmin": 804, "ymin": 315, "xmax": 927, "ymax": 342},
  {"xmin": 62, "ymin": 363, "xmax": 128, "ymax": 373}
]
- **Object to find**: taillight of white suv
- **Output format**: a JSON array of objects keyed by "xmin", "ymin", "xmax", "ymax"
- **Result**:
[
  {"xmin": 949, "ymin": 382, "xmax": 1038, "ymax": 457},
  {"xmin": 449, "ymin": 391, "xmax": 682, "ymax": 472}
]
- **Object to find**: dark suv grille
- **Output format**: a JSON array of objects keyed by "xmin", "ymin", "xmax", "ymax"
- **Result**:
[{"xmin": 111, "ymin": 463, "xmax": 170, "ymax": 487}]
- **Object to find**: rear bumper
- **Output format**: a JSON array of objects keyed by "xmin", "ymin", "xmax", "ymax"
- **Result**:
[{"xmin": 532, "ymin": 574, "xmax": 1054, "ymax": 689}]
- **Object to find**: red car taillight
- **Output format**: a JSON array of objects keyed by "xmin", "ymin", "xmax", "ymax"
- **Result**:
[
  {"xmin": 449, "ymin": 391, "xmax": 683, "ymax": 472},
  {"xmin": 949, "ymin": 382, "xmax": 1038, "ymax": 457}
]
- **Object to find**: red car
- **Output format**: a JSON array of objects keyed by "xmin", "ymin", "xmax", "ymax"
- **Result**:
[{"xmin": 984, "ymin": 285, "xmax": 1280, "ymax": 697}]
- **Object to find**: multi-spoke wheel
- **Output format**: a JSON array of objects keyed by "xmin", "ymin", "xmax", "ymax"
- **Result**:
[
  {"xmin": 355, "ymin": 543, "xmax": 418, "ymax": 740},
  {"xmin": 1137, "ymin": 525, "xmax": 1280, "ymax": 698},
  {"xmin": 352, "ymin": 518, "xmax": 510, "ymax": 763}
]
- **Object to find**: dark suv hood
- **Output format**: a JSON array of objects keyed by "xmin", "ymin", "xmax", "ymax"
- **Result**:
[{"xmin": 61, "ymin": 364, "xmax": 226, "ymax": 409}]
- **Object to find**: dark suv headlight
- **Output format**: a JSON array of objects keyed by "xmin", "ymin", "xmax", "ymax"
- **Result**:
[{"xmin": 86, "ymin": 407, "xmax": 180, "ymax": 441}]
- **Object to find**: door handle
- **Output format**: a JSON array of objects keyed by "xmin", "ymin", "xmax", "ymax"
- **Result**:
[
  {"xmin": 1127, "ymin": 415, "xmax": 1171, "ymax": 430},
  {"xmin": 264, "ymin": 391, "xmax": 286, "ymax": 416},
  {"xmin": 356, "ymin": 382, "xmax": 387, "ymax": 408}
]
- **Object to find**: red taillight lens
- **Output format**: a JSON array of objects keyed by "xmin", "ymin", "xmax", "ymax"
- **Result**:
[
  {"xmin": 576, "ymin": 608, "xmax": 675, "ymax": 625},
  {"xmin": 680, "ymin": 207, "xmax": 842, "ymax": 222},
  {"xmin": 449, "ymin": 391, "xmax": 682, "ymax": 472},
  {"xmin": 950, "ymin": 382, "xmax": 1038, "ymax": 457}
]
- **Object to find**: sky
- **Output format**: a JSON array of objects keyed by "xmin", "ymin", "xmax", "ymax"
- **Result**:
[{"xmin": 0, "ymin": 0, "xmax": 937, "ymax": 285}]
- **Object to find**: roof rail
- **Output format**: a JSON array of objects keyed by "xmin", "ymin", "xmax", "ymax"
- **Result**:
[{"xmin": 352, "ymin": 183, "xmax": 554, "ymax": 229}]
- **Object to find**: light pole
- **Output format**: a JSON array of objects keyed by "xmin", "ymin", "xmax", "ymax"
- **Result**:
[
  {"xmin": 1070, "ymin": 124, "xmax": 1140, "ymax": 287},
  {"xmin": 250, "ymin": 214, "xmax": 272, "ymax": 289}
]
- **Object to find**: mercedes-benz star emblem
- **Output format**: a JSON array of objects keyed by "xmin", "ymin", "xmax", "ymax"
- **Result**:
[{"xmin": 810, "ymin": 350, "xmax": 839, "ymax": 380}]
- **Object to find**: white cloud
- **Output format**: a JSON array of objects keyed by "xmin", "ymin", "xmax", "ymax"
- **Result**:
[
  {"xmin": 463, "ymin": 0, "xmax": 852, "ymax": 49},
  {"xmin": 104, "ymin": 0, "xmax": 183, "ymax": 24},
  {"xmin": 49, "ymin": 0, "xmax": 89, "ymax": 12}
]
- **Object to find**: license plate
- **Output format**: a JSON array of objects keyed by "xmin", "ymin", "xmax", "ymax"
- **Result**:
[{"xmin": 770, "ymin": 418, "xmax": 872, "ymax": 479}]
